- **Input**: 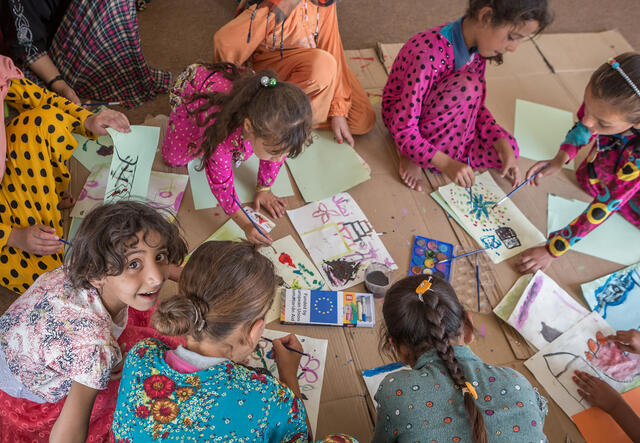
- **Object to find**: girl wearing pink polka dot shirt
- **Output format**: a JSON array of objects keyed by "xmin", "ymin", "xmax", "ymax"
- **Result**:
[
  {"xmin": 382, "ymin": 0, "xmax": 552, "ymax": 192},
  {"xmin": 161, "ymin": 63, "xmax": 312, "ymax": 245}
]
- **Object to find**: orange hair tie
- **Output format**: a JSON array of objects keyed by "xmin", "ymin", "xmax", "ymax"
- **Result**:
[
  {"xmin": 415, "ymin": 277, "xmax": 433, "ymax": 302},
  {"xmin": 462, "ymin": 382, "xmax": 478, "ymax": 400}
]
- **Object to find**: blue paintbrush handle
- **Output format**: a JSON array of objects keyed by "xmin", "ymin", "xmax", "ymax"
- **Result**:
[
  {"xmin": 231, "ymin": 194, "xmax": 269, "ymax": 240},
  {"xmin": 438, "ymin": 247, "xmax": 487, "ymax": 264},
  {"xmin": 493, "ymin": 163, "xmax": 551, "ymax": 207}
]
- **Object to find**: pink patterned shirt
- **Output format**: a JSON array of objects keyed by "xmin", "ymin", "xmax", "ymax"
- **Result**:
[
  {"xmin": 0, "ymin": 267, "xmax": 125, "ymax": 402},
  {"xmin": 161, "ymin": 64, "xmax": 284, "ymax": 214}
]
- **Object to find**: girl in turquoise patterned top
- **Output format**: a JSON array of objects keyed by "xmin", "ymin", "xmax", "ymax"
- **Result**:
[
  {"xmin": 373, "ymin": 275, "xmax": 548, "ymax": 443},
  {"xmin": 111, "ymin": 241, "xmax": 311, "ymax": 442}
]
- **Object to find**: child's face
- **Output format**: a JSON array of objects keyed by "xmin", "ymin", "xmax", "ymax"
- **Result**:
[
  {"xmin": 92, "ymin": 230, "xmax": 170, "ymax": 316},
  {"xmin": 581, "ymin": 85, "xmax": 637, "ymax": 135},
  {"xmin": 243, "ymin": 118, "xmax": 288, "ymax": 163},
  {"xmin": 475, "ymin": 19, "xmax": 540, "ymax": 59}
]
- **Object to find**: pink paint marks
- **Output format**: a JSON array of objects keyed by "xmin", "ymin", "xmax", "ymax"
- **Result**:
[
  {"xmin": 279, "ymin": 253, "xmax": 296, "ymax": 269},
  {"xmin": 480, "ymin": 324, "xmax": 486, "ymax": 337}
]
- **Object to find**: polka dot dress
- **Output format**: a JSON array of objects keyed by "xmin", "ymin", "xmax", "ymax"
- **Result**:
[
  {"xmin": 0, "ymin": 78, "xmax": 94, "ymax": 294},
  {"xmin": 381, "ymin": 27, "xmax": 519, "ymax": 172}
]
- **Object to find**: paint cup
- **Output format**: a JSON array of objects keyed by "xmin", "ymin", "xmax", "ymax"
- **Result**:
[{"xmin": 364, "ymin": 262, "xmax": 393, "ymax": 299}]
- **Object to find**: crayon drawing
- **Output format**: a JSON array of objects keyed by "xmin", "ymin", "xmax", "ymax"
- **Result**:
[
  {"xmin": 581, "ymin": 262, "xmax": 640, "ymax": 331},
  {"xmin": 287, "ymin": 192, "xmax": 397, "ymax": 290},
  {"xmin": 246, "ymin": 329, "xmax": 328, "ymax": 435},
  {"xmin": 525, "ymin": 312, "xmax": 640, "ymax": 417},
  {"xmin": 435, "ymin": 171, "xmax": 545, "ymax": 263},
  {"xmin": 507, "ymin": 270, "xmax": 589, "ymax": 350}
]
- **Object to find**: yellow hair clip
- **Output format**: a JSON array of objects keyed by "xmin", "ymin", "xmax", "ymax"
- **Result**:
[
  {"xmin": 462, "ymin": 381, "xmax": 478, "ymax": 400},
  {"xmin": 415, "ymin": 277, "xmax": 433, "ymax": 302}
]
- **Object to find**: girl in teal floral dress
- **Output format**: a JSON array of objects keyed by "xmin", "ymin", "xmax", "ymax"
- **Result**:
[{"xmin": 110, "ymin": 241, "xmax": 311, "ymax": 442}]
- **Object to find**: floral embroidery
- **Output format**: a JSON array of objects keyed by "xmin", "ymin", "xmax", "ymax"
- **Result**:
[
  {"xmin": 150, "ymin": 399, "xmax": 180, "ymax": 424},
  {"xmin": 143, "ymin": 374, "xmax": 175, "ymax": 399}
]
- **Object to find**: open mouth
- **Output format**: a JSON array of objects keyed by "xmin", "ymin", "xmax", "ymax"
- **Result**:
[{"xmin": 138, "ymin": 290, "xmax": 160, "ymax": 298}]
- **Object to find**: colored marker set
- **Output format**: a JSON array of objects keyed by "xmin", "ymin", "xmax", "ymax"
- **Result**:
[
  {"xmin": 408, "ymin": 236, "xmax": 453, "ymax": 281},
  {"xmin": 280, "ymin": 288, "xmax": 375, "ymax": 328}
]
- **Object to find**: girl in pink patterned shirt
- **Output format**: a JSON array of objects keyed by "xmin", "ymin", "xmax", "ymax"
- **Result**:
[
  {"xmin": 0, "ymin": 201, "xmax": 187, "ymax": 442},
  {"xmin": 161, "ymin": 62, "xmax": 312, "ymax": 245},
  {"xmin": 382, "ymin": 0, "xmax": 551, "ymax": 192}
]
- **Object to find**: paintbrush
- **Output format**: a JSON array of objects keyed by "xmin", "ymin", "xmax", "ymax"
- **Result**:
[
  {"xmin": 467, "ymin": 157, "xmax": 473, "ymax": 203},
  {"xmin": 437, "ymin": 247, "xmax": 488, "ymax": 264},
  {"xmin": 58, "ymin": 238, "xmax": 72, "ymax": 247},
  {"xmin": 490, "ymin": 163, "xmax": 550, "ymax": 210},
  {"xmin": 475, "ymin": 253, "xmax": 480, "ymax": 312},
  {"xmin": 261, "ymin": 336, "xmax": 309, "ymax": 357},
  {"xmin": 84, "ymin": 101, "xmax": 124, "ymax": 107},
  {"xmin": 230, "ymin": 194, "xmax": 276, "ymax": 253}
]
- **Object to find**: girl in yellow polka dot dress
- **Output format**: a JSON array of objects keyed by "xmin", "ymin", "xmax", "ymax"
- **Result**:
[
  {"xmin": 373, "ymin": 275, "xmax": 548, "ymax": 443},
  {"xmin": 0, "ymin": 55, "xmax": 130, "ymax": 294}
]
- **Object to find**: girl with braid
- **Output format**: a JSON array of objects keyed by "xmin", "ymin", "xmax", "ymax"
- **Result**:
[{"xmin": 373, "ymin": 275, "xmax": 548, "ymax": 442}]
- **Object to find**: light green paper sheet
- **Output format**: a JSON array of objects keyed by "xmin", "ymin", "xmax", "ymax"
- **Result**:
[
  {"xmin": 547, "ymin": 194, "xmax": 640, "ymax": 266},
  {"xmin": 285, "ymin": 130, "xmax": 371, "ymax": 203},
  {"xmin": 187, "ymin": 156, "xmax": 294, "ymax": 210},
  {"xmin": 430, "ymin": 191, "xmax": 474, "ymax": 239},
  {"xmin": 513, "ymin": 99, "xmax": 575, "ymax": 169},
  {"xmin": 105, "ymin": 126, "xmax": 159, "ymax": 203},
  {"xmin": 72, "ymin": 134, "xmax": 114, "ymax": 171},
  {"xmin": 493, "ymin": 274, "xmax": 534, "ymax": 322}
]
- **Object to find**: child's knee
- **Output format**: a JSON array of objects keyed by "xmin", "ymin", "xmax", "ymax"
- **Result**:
[
  {"xmin": 305, "ymin": 49, "xmax": 338, "ymax": 90},
  {"xmin": 7, "ymin": 107, "xmax": 75, "ymax": 146}
]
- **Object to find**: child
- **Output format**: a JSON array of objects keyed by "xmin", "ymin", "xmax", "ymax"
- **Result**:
[
  {"xmin": 518, "ymin": 53, "xmax": 640, "ymax": 272},
  {"xmin": 0, "ymin": 201, "xmax": 187, "ymax": 442},
  {"xmin": 573, "ymin": 329, "xmax": 640, "ymax": 442},
  {"xmin": 0, "ymin": 54, "xmax": 131, "ymax": 294},
  {"xmin": 111, "ymin": 240, "xmax": 311, "ymax": 441},
  {"xmin": 213, "ymin": 0, "xmax": 376, "ymax": 146},
  {"xmin": 382, "ymin": 0, "xmax": 552, "ymax": 191},
  {"xmin": 373, "ymin": 275, "xmax": 548, "ymax": 442},
  {"xmin": 161, "ymin": 62, "xmax": 312, "ymax": 246}
]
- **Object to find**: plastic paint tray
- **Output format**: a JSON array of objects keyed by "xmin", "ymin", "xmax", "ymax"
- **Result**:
[{"xmin": 408, "ymin": 236, "xmax": 453, "ymax": 281}]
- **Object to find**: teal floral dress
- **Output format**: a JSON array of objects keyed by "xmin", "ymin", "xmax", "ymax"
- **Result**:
[{"xmin": 111, "ymin": 338, "xmax": 310, "ymax": 442}]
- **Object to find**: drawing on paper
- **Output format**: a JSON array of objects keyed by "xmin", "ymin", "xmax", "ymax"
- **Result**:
[
  {"xmin": 287, "ymin": 192, "xmax": 397, "ymax": 290},
  {"xmin": 261, "ymin": 236, "xmax": 326, "ymax": 291},
  {"xmin": 106, "ymin": 146, "xmax": 137, "ymax": 201},
  {"xmin": 246, "ymin": 329, "xmax": 327, "ymax": 434},
  {"xmin": 506, "ymin": 270, "xmax": 589, "ymax": 350},
  {"xmin": 525, "ymin": 312, "xmax": 640, "ymax": 417},
  {"xmin": 71, "ymin": 163, "xmax": 110, "ymax": 218},
  {"xmin": 78, "ymin": 135, "xmax": 113, "ymax": 157},
  {"xmin": 582, "ymin": 263, "xmax": 640, "ymax": 331},
  {"xmin": 434, "ymin": 171, "xmax": 545, "ymax": 263}
]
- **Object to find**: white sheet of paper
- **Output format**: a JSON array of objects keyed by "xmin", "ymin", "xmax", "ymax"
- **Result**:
[
  {"xmin": 525, "ymin": 312, "xmax": 640, "ymax": 417},
  {"xmin": 286, "ymin": 192, "xmax": 397, "ymax": 290},
  {"xmin": 246, "ymin": 329, "xmax": 327, "ymax": 435},
  {"xmin": 507, "ymin": 270, "xmax": 589, "ymax": 350},
  {"xmin": 361, "ymin": 363, "xmax": 410, "ymax": 409},
  {"xmin": 436, "ymin": 171, "xmax": 546, "ymax": 263}
]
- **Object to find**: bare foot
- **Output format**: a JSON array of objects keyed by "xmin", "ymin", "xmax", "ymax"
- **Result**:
[
  {"xmin": 58, "ymin": 192, "xmax": 76, "ymax": 210},
  {"xmin": 398, "ymin": 154, "xmax": 424, "ymax": 191}
]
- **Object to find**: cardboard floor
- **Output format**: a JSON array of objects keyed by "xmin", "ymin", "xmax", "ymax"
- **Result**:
[{"xmin": 0, "ymin": 31, "xmax": 634, "ymax": 442}]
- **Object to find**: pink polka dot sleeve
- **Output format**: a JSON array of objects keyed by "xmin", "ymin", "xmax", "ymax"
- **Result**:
[{"xmin": 257, "ymin": 158, "xmax": 285, "ymax": 188}]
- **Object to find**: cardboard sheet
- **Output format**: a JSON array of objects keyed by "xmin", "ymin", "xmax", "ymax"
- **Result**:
[
  {"xmin": 513, "ymin": 99, "xmax": 575, "ymax": 168},
  {"xmin": 187, "ymin": 155, "xmax": 294, "ymax": 210},
  {"xmin": 344, "ymin": 48, "xmax": 389, "ymax": 90},
  {"xmin": 581, "ymin": 262, "xmax": 640, "ymax": 331},
  {"xmin": 287, "ymin": 192, "xmax": 397, "ymax": 290},
  {"xmin": 506, "ymin": 270, "xmax": 589, "ymax": 350},
  {"xmin": 375, "ymin": 42, "xmax": 404, "ymax": 75},
  {"xmin": 246, "ymin": 329, "xmax": 328, "ymax": 435},
  {"xmin": 285, "ymin": 131, "xmax": 370, "ymax": 203},
  {"xmin": 547, "ymin": 194, "xmax": 640, "ymax": 266},
  {"xmin": 72, "ymin": 134, "xmax": 114, "ymax": 171},
  {"xmin": 525, "ymin": 312, "xmax": 640, "ymax": 417},
  {"xmin": 572, "ymin": 387, "xmax": 640, "ymax": 443},
  {"xmin": 105, "ymin": 126, "xmax": 159, "ymax": 203},
  {"xmin": 435, "ymin": 171, "xmax": 546, "ymax": 263}
]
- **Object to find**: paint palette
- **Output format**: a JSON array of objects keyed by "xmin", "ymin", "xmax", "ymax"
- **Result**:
[{"xmin": 408, "ymin": 236, "xmax": 453, "ymax": 281}]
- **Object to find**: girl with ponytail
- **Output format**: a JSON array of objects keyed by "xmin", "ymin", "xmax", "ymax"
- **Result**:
[
  {"xmin": 373, "ymin": 275, "xmax": 548, "ymax": 442},
  {"xmin": 111, "ymin": 241, "xmax": 312, "ymax": 441},
  {"xmin": 161, "ymin": 63, "xmax": 313, "ymax": 246}
]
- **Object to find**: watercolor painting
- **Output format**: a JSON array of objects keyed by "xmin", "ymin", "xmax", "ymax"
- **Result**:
[
  {"xmin": 525, "ymin": 312, "xmax": 640, "ymax": 417},
  {"xmin": 435, "ymin": 171, "xmax": 545, "ymax": 263},
  {"xmin": 361, "ymin": 362, "xmax": 409, "ymax": 409},
  {"xmin": 287, "ymin": 192, "xmax": 397, "ymax": 290},
  {"xmin": 70, "ymin": 163, "xmax": 110, "ymax": 218},
  {"xmin": 507, "ymin": 270, "xmax": 589, "ymax": 350},
  {"xmin": 72, "ymin": 134, "xmax": 114, "ymax": 171},
  {"xmin": 246, "ymin": 329, "xmax": 327, "ymax": 435},
  {"xmin": 581, "ymin": 262, "xmax": 640, "ymax": 331}
]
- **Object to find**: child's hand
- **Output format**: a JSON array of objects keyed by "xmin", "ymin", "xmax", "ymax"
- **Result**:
[
  {"xmin": 84, "ymin": 109, "xmax": 131, "ymax": 136},
  {"xmin": 497, "ymin": 146, "xmax": 521, "ymax": 187},
  {"xmin": 516, "ymin": 245, "xmax": 554, "ymax": 273},
  {"xmin": 272, "ymin": 334, "xmax": 303, "ymax": 383},
  {"xmin": 440, "ymin": 157, "xmax": 475, "ymax": 188},
  {"xmin": 254, "ymin": 190, "xmax": 286, "ymax": 219},
  {"xmin": 244, "ymin": 225, "xmax": 273, "ymax": 246},
  {"xmin": 607, "ymin": 330, "xmax": 640, "ymax": 354},
  {"xmin": 7, "ymin": 225, "xmax": 63, "ymax": 256},
  {"xmin": 331, "ymin": 116, "xmax": 355, "ymax": 147},
  {"xmin": 573, "ymin": 370, "xmax": 623, "ymax": 413}
]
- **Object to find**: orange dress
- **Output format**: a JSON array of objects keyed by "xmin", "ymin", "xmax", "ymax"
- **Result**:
[{"xmin": 213, "ymin": 2, "xmax": 375, "ymax": 134}]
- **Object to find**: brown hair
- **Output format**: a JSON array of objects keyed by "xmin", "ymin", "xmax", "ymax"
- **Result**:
[
  {"xmin": 467, "ymin": 0, "xmax": 553, "ymax": 64},
  {"xmin": 65, "ymin": 201, "xmax": 187, "ymax": 290},
  {"xmin": 380, "ymin": 275, "xmax": 487, "ymax": 443},
  {"xmin": 188, "ymin": 62, "xmax": 313, "ymax": 170},
  {"xmin": 589, "ymin": 52, "xmax": 640, "ymax": 124},
  {"xmin": 153, "ymin": 241, "xmax": 278, "ymax": 345}
]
